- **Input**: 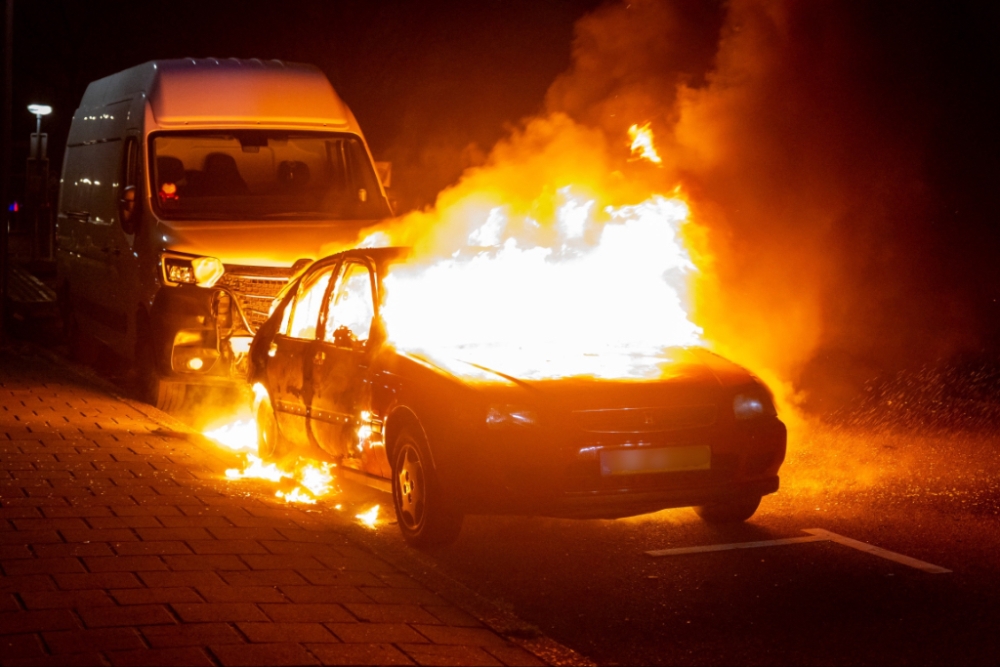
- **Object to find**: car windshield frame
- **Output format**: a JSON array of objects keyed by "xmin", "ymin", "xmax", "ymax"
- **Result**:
[{"xmin": 147, "ymin": 129, "xmax": 391, "ymax": 222}]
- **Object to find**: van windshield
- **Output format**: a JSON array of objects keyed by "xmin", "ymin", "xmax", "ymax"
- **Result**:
[{"xmin": 149, "ymin": 131, "xmax": 391, "ymax": 221}]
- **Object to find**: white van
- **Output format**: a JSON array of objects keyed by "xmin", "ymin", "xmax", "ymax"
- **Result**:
[{"xmin": 56, "ymin": 58, "xmax": 392, "ymax": 410}]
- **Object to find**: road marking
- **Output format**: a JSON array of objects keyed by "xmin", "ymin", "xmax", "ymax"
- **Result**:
[
  {"xmin": 646, "ymin": 528, "xmax": 951, "ymax": 574},
  {"xmin": 803, "ymin": 528, "xmax": 952, "ymax": 574},
  {"xmin": 645, "ymin": 535, "xmax": 827, "ymax": 557}
]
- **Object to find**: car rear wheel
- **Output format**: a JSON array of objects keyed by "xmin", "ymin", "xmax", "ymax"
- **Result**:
[
  {"xmin": 256, "ymin": 397, "xmax": 287, "ymax": 462},
  {"xmin": 392, "ymin": 427, "xmax": 463, "ymax": 548},
  {"xmin": 694, "ymin": 495, "xmax": 762, "ymax": 524}
]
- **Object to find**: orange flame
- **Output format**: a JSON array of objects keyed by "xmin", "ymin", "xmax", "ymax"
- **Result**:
[{"xmin": 628, "ymin": 123, "xmax": 662, "ymax": 164}]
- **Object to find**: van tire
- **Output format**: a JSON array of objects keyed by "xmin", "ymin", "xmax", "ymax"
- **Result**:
[{"xmin": 136, "ymin": 330, "xmax": 186, "ymax": 413}]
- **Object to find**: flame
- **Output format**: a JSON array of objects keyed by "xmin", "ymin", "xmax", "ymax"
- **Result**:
[
  {"xmin": 355, "ymin": 504, "xmax": 380, "ymax": 528},
  {"xmin": 206, "ymin": 416, "xmax": 339, "ymax": 505},
  {"xmin": 379, "ymin": 188, "xmax": 700, "ymax": 380},
  {"xmin": 628, "ymin": 123, "xmax": 662, "ymax": 164}
]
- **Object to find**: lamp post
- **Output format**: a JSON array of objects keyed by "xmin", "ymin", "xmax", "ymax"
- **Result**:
[{"xmin": 26, "ymin": 103, "xmax": 51, "ymax": 261}]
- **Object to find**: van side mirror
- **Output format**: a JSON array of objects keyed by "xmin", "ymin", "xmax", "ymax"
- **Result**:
[
  {"xmin": 119, "ymin": 185, "xmax": 139, "ymax": 234},
  {"xmin": 374, "ymin": 161, "xmax": 392, "ymax": 189}
]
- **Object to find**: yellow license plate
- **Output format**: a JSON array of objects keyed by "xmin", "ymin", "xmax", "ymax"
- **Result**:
[{"xmin": 600, "ymin": 446, "xmax": 711, "ymax": 475}]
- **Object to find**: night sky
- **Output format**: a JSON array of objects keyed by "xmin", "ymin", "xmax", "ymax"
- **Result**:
[{"xmin": 6, "ymin": 0, "xmax": 1000, "ymax": 408}]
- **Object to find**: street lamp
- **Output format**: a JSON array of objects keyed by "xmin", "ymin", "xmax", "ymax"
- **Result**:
[{"xmin": 27, "ymin": 104, "xmax": 51, "ymax": 157}]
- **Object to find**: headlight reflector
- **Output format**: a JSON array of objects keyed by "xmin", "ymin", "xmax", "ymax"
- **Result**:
[
  {"xmin": 733, "ymin": 388, "xmax": 776, "ymax": 421},
  {"xmin": 162, "ymin": 254, "xmax": 224, "ymax": 288},
  {"xmin": 486, "ymin": 404, "xmax": 539, "ymax": 429}
]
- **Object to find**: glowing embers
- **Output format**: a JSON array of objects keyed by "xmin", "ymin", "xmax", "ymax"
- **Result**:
[
  {"xmin": 628, "ymin": 123, "xmax": 662, "ymax": 164},
  {"xmin": 380, "ymin": 191, "xmax": 701, "ymax": 380}
]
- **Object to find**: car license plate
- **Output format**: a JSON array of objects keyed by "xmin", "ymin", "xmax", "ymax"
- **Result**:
[{"xmin": 600, "ymin": 446, "xmax": 711, "ymax": 475}]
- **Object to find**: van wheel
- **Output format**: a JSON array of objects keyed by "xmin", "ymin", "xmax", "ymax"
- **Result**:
[
  {"xmin": 256, "ymin": 397, "xmax": 287, "ymax": 462},
  {"xmin": 136, "ymin": 334, "xmax": 186, "ymax": 413},
  {"xmin": 694, "ymin": 496, "xmax": 762, "ymax": 524},
  {"xmin": 391, "ymin": 427, "xmax": 463, "ymax": 548}
]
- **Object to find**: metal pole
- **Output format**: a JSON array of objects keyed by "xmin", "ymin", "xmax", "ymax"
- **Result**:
[{"xmin": 0, "ymin": 0, "xmax": 12, "ymax": 342}]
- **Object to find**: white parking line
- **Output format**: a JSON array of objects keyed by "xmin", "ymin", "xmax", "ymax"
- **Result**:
[{"xmin": 646, "ymin": 528, "xmax": 951, "ymax": 574}]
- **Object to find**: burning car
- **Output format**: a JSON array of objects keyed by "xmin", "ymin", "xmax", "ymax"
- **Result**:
[{"xmin": 247, "ymin": 245, "xmax": 787, "ymax": 547}]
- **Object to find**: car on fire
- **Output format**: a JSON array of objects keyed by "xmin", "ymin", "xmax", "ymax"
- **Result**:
[{"xmin": 248, "ymin": 247, "xmax": 787, "ymax": 546}]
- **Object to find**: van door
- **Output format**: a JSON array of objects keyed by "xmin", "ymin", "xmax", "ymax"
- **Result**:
[{"xmin": 115, "ymin": 135, "xmax": 143, "ymax": 350}]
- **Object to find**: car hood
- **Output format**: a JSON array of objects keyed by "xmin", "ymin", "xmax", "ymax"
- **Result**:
[
  {"xmin": 403, "ymin": 346, "xmax": 757, "ymax": 408},
  {"xmin": 155, "ymin": 218, "xmax": 383, "ymax": 266}
]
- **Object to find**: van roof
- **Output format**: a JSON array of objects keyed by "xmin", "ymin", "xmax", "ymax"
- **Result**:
[{"xmin": 74, "ymin": 58, "xmax": 358, "ymax": 135}]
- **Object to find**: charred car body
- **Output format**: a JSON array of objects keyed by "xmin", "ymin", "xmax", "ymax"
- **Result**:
[
  {"xmin": 249, "ymin": 247, "xmax": 788, "ymax": 546},
  {"xmin": 56, "ymin": 59, "xmax": 391, "ymax": 410}
]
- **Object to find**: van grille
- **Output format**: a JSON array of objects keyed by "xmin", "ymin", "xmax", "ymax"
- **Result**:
[{"xmin": 218, "ymin": 264, "xmax": 294, "ymax": 331}]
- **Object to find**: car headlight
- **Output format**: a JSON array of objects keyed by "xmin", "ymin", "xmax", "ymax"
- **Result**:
[
  {"xmin": 486, "ymin": 404, "xmax": 539, "ymax": 429},
  {"xmin": 733, "ymin": 387, "xmax": 777, "ymax": 421},
  {"xmin": 162, "ymin": 254, "xmax": 225, "ymax": 288}
]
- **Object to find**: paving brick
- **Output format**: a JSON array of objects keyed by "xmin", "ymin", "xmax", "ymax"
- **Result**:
[
  {"xmin": 218, "ymin": 570, "xmax": 309, "ymax": 587},
  {"xmin": 412, "ymin": 625, "xmax": 511, "ymax": 648},
  {"xmin": 0, "ymin": 529, "xmax": 64, "ymax": 545},
  {"xmin": 277, "ymin": 585, "xmax": 372, "ymax": 604},
  {"xmin": 484, "ymin": 645, "xmax": 548, "ymax": 666},
  {"xmin": 2, "ymin": 557, "xmax": 86, "ymax": 576},
  {"xmin": 138, "ymin": 571, "xmax": 226, "ymax": 588},
  {"xmin": 43, "ymin": 627, "xmax": 146, "ymax": 654},
  {"xmin": 79, "ymin": 603, "xmax": 176, "ymax": 628},
  {"xmin": 344, "ymin": 603, "xmax": 441, "ymax": 625},
  {"xmin": 305, "ymin": 642, "xmax": 414, "ymax": 666},
  {"xmin": 107, "ymin": 647, "xmax": 216, "ymax": 667},
  {"xmin": 377, "ymin": 573, "xmax": 428, "ymax": 589},
  {"xmin": 361, "ymin": 587, "xmax": 445, "ymax": 606},
  {"xmin": 61, "ymin": 528, "xmax": 138, "ymax": 543},
  {"xmin": 399, "ymin": 643, "xmax": 504, "ymax": 666},
  {"xmin": 424, "ymin": 606, "xmax": 484, "ymax": 628},
  {"xmin": 0, "ymin": 544, "xmax": 33, "ymax": 559},
  {"xmin": 0, "ymin": 632, "xmax": 47, "ymax": 661},
  {"xmin": 86, "ymin": 516, "xmax": 162, "ymax": 529},
  {"xmin": 327, "ymin": 622, "xmax": 429, "ymax": 644},
  {"xmin": 238, "ymin": 622, "xmax": 340, "ymax": 644},
  {"xmin": 40, "ymin": 506, "xmax": 112, "ymax": 518},
  {"xmin": 13, "ymin": 518, "xmax": 89, "ymax": 531},
  {"xmin": 187, "ymin": 540, "xmax": 268, "ymax": 555},
  {"xmin": 110, "ymin": 587, "xmax": 201, "ymax": 605},
  {"xmin": 20, "ymin": 589, "xmax": 115, "ymax": 609},
  {"xmin": 209, "ymin": 642, "xmax": 321, "ymax": 666},
  {"xmin": 171, "ymin": 602, "xmax": 269, "ymax": 623},
  {"xmin": 299, "ymin": 569, "xmax": 385, "ymax": 588},
  {"xmin": 0, "ymin": 574, "xmax": 56, "ymax": 593},
  {"xmin": 112, "ymin": 541, "xmax": 192, "ymax": 556},
  {"xmin": 207, "ymin": 526, "xmax": 286, "ymax": 542},
  {"xmin": 157, "ymin": 515, "xmax": 233, "ymax": 528},
  {"xmin": 0, "ymin": 592, "xmax": 19, "ymax": 611},
  {"xmin": 110, "ymin": 505, "xmax": 183, "ymax": 517},
  {"xmin": 241, "ymin": 554, "xmax": 327, "ymax": 571},
  {"xmin": 195, "ymin": 585, "xmax": 288, "ymax": 603},
  {"xmin": 84, "ymin": 555, "xmax": 168, "ymax": 572},
  {"xmin": 162, "ymin": 554, "xmax": 248, "ymax": 571},
  {"xmin": 0, "ymin": 507, "xmax": 43, "ymax": 519},
  {"xmin": 141, "ymin": 622, "xmax": 246, "ymax": 648},
  {"xmin": 0, "ymin": 609, "xmax": 79, "ymax": 635},
  {"xmin": 54, "ymin": 572, "xmax": 143, "ymax": 590},
  {"xmin": 32, "ymin": 542, "xmax": 115, "ymax": 558},
  {"xmin": 135, "ymin": 527, "xmax": 213, "ymax": 542},
  {"xmin": 260, "ymin": 603, "xmax": 355, "ymax": 623},
  {"xmin": 261, "ymin": 540, "xmax": 342, "ymax": 556}
]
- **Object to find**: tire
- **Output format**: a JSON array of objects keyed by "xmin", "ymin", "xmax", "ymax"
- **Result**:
[
  {"xmin": 694, "ymin": 495, "xmax": 762, "ymax": 524},
  {"xmin": 256, "ymin": 397, "xmax": 287, "ymax": 462},
  {"xmin": 391, "ymin": 427, "xmax": 463, "ymax": 548},
  {"xmin": 136, "ymin": 330, "xmax": 186, "ymax": 413}
]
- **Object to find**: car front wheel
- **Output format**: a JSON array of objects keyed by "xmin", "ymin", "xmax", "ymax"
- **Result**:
[
  {"xmin": 694, "ymin": 495, "xmax": 762, "ymax": 524},
  {"xmin": 392, "ymin": 427, "xmax": 463, "ymax": 548},
  {"xmin": 256, "ymin": 397, "xmax": 287, "ymax": 462}
]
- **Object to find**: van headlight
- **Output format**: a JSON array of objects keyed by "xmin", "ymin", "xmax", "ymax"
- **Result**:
[
  {"xmin": 162, "ymin": 253, "xmax": 225, "ymax": 288},
  {"xmin": 733, "ymin": 387, "xmax": 777, "ymax": 421},
  {"xmin": 486, "ymin": 404, "xmax": 539, "ymax": 429}
]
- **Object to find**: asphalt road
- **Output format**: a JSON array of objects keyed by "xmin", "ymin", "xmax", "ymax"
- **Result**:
[{"xmin": 347, "ymin": 422, "xmax": 1000, "ymax": 665}]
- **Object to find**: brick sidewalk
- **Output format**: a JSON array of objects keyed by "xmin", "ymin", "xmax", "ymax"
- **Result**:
[{"xmin": 0, "ymin": 343, "xmax": 550, "ymax": 666}]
